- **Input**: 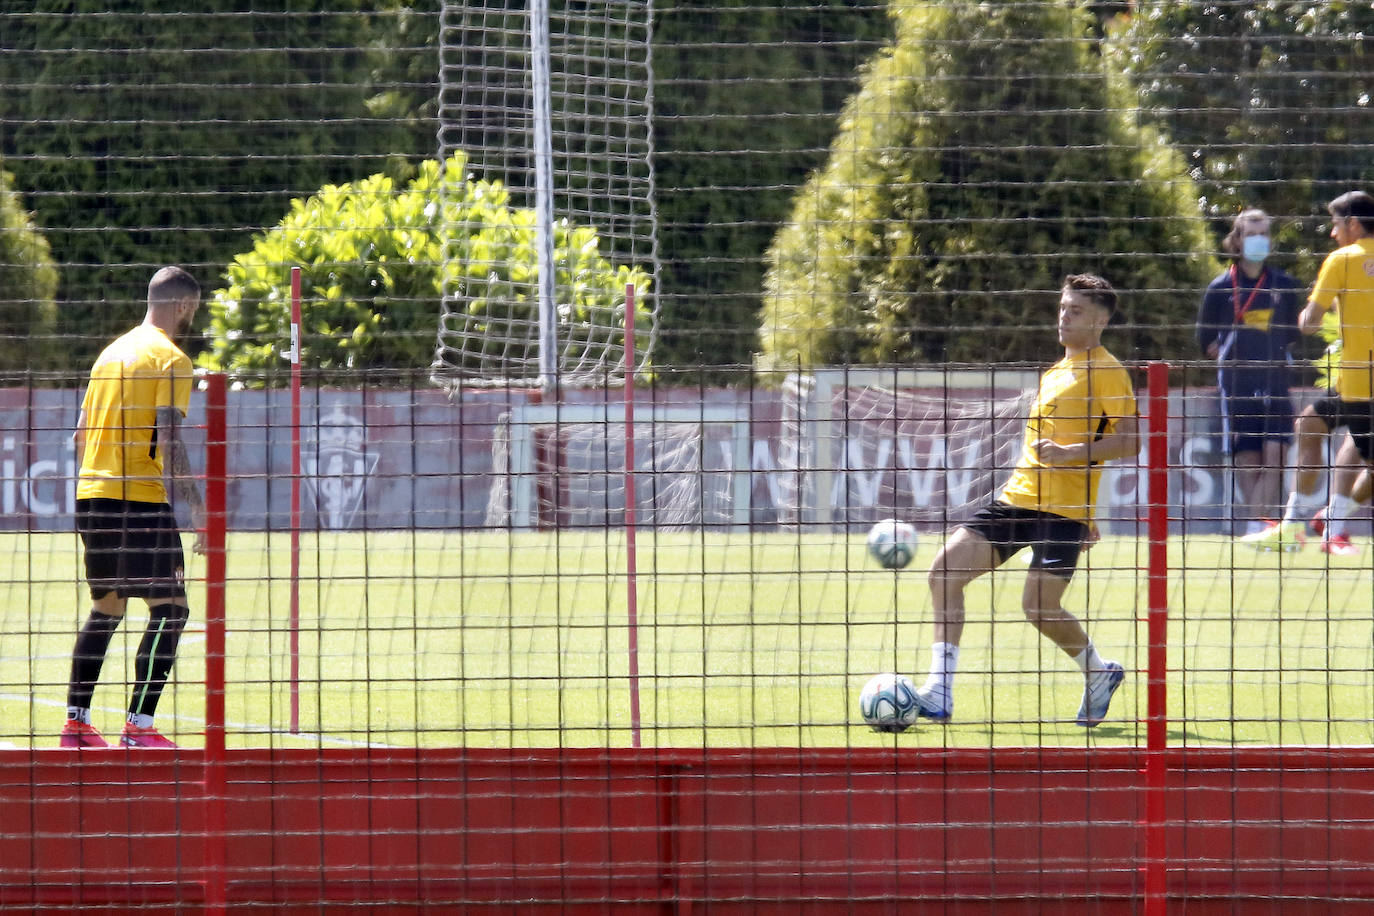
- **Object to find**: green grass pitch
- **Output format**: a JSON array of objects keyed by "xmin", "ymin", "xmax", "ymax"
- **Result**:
[{"xmin": 2, "ymin": 530, "xmax": 1372, "ymax": 749}]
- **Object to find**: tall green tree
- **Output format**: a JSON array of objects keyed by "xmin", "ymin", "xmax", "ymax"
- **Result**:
[
  {"xmin": 760, "ymin": 0, "xmax": 1217, "ymax": 373},
  {"xmin": 0, "ymin": 167, "xmax": 59, "ymax": 375},
  {"xmin": 652, "ymin": 0, "xmax": 891, "ymax": 376},
  {"xmin": 1106, "ymin": 2, "xmax": 1374, "ymax": 268},
  {"xmin": 0, "ymin": 2, "xmax": 437, "ymax": 371}
]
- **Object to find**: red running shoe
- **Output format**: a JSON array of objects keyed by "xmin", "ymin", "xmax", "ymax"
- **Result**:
[
  {"xmin": 59, "ymin": 721, "xmax": 109, "ymax": 749},
  {"xmin": 1321, "ymin": 533, "xmax": 1359, "ymax": 558},
  {"xmin": 1309, "ymin": 508, "xmax": 1327, "ymax": 538},
  {"xmin": 119, "ymin": 724, "xmax": 177, "ymax": 749}
]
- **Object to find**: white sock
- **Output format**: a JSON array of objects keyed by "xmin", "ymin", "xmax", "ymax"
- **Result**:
[
  {"xmin": 923, "ymin": 642, "xmax": 959, "ymax": 695},
  {"xmin": 67, "ymin": 707, "xmax": 91, "ymax": 725},
  {"xmin": 1075, "ymin": 642, "xmax": 1105, "ymax": 675},
  {"xmin": 1282, "ymin": 489, "xmax": 1321, "ymax": 525},
  {"xmin": 1328, "ymin": 493, "xmax": 1358, "ymax": 539},
  {"xmin": 127, "ymin": 712, "xmax": 153, "ymax": 729}
]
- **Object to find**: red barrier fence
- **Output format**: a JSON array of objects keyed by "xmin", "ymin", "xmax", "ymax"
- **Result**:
[
  {"xmin": 4, "ymin": 746, "xmax": 1374, "ymax": 913},
  {"xmin": 10, "ymin": 365, "xmax": 1373, "ymax": 911}
]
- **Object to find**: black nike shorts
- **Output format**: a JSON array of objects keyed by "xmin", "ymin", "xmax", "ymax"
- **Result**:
[
  {"xmin": 1311, "ymin": 392, "xmax": 1374, "ymax": 462},
  {"xmin": 76, "ymin": 498, "xmax": 187, "ymax": 600},
  {"xmin": 961, "ymin": 501, "xmax": 1088, "ymax": 581}
]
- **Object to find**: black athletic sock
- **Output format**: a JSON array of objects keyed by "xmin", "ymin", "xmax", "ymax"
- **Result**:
[
  {"xmin": 128, "ymin": 603, "xmax": 189, "ymax": 720},
  {"xmin": 67, "ymin": 610, "xmax": 123, "ymax": 711}
]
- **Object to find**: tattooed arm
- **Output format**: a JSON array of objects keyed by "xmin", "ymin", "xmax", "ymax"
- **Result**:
[{"xmin": 159, "ymin": 404, "xmax": 207, "ymax": 555}]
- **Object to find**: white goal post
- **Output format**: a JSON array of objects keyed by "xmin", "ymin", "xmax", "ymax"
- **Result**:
[{"xmin": 435, "ymin": 0, "xmax": 659, "ymax": 389}]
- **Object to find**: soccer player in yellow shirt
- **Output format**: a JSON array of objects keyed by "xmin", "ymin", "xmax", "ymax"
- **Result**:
[
  {"xmin": 1243, "ymin": 190, "xmax": 1374, "ymax": 556},
  {"xmin": 917, "ymin": 274, "xmax": 1139, "ymax": 727},
  {"xmin": 60, "ymin": 267, "xmax": 206, "ymax": 749}
]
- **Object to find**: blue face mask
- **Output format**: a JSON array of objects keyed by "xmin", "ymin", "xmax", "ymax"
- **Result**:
[{"xmin": 1242, "ymin": 234, "xmax": 1270, "ymax": 262}]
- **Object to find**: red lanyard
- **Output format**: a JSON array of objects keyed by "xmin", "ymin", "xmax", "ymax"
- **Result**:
[{"xmin": 1230, "ymin": 264, "xmax": 1267, "ymax": 324}]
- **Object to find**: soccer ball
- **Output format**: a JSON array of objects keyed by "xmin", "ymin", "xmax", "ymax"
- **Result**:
[
  {"xmin": 858, "ymin": 672, "xmax": 921, "ymax": 733},
  {"xmin": 866, "ymin": 518, "xmax": 917, "ymax": 569}
]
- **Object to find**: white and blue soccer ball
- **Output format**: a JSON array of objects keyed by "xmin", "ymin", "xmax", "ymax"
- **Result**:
[
  {"xmin": 866, "ymin": 518, "xmax": 917, "ymax": 569},
  {"xmin": 858, "ymin": 672, "xmax": 921, "ymax": 733}
]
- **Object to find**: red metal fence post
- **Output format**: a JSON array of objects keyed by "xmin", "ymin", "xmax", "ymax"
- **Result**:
[
  {"xmin": 1144, "ymin": 361, "xmax": 1170, "ymax": 913},
  {"xmin": 202, "ymin": 371, "xmax": 228, "ymax": 914}
]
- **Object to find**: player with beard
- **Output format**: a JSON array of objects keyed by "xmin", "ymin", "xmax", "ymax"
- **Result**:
[{"xmin": 60, "ymin": 266, "xmax": 206, "ymax": 749}]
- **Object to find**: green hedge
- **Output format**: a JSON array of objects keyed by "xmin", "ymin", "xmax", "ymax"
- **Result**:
[
  {"xmin": 651, "ymin": 0, "xmax": 891, "ymax": 376},
  {"xmin": 760, "ymin": 0, "xmax": 1218, "ymax": 373},
  {"xmin": 1107, "ymin": 2, "xmax": 1374, "ymax": 282},
  {"xmin": 0, "ymin": 166, "xmax": 58, "ymax": 374}
]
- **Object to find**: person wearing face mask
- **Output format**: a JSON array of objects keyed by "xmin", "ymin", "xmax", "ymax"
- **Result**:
[
  {"xmin": 1243, "ymin": 190, "xmax": 1374, "ymax": 555},
  {"xmin": 1197, "ymin": 209, "xmax": 1303, "ymax": 540}
]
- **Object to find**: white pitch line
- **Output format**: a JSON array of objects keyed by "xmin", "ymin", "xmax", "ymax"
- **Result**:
[
  {"xmin": 0, "ymin": 693, "xmax": 399, "ymax": 749},
  {"xmin": 8, "ymin": 632, "xmax": 204, "ymax": 666}
]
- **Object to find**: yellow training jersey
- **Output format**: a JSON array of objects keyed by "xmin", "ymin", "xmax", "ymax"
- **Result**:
[
  {"xmin": 998, "ymin": 346, "xmax": 1136, "ymax": 522},
  {"xmin": 1311, "ymin": 237, "xmax": 1374, "ymax": 401},
  {"xmin": 77, "ymin": 323, "xmax": 194, "ymax": 504}
]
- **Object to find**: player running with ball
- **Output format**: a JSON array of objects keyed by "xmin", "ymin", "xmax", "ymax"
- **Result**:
[{"xmin": 916, "ymin": 274, "xmax": 1139, "ymax": 727}]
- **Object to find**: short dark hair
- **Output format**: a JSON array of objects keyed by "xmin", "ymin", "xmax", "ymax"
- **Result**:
[
  {"xmin": 1063, "ymin": 273, "xmax": 1117, "ymax": 315},
  {"xmin": 1328, "ymin": 191, "xmax": 1374, "ymax": 233},
  {"xmin": 148, "ymin": 266, "xmax": 200, "ymax": 307}
]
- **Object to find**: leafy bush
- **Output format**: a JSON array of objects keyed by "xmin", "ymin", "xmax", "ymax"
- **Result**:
[
  {"xmin": 760, "ymin": 0, "xmax": 1218, "ymax": 373},
  {"xmin": 0, "ymin": 167, "xmax": 58, "ymax": 375},
  {"xmin": 200, "ymin": 153, "xmax": 651, "ymax": 385}
]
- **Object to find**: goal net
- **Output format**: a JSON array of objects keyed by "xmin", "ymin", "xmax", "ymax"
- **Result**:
[
  {"xmin": 777, "ymin": 368, "xmax": 1041, "ymax": 530},
  {"xmin": 433, "ymin": 0, "xmax": 659, "ymax": 388},
  {"xmin": 484, "ymin": 402, "xmax": 750, "ymax": 530},
  {"xmin": 477, "ymin": 369, "xmax": 1043, "ymax": 534}
]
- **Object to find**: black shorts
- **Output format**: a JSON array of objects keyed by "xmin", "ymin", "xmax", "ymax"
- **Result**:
[
  {"xmin": 1219, "ymin": 392, "xmax": 1292, "ymax": 455},
  {"xmin": 76, "ymin": 498, "xmax": 187, "ymax": 600},
  {"xmin": 961, "ymin": 501, "xmax": 1088, "ymax": 580},
  {"xmin": 1310, "ymin": 392, "xmax": 1374, "ymax": 462}
]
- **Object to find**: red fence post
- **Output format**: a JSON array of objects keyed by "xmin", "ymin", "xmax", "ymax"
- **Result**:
[
  {"xmin": 623, "ymin": 283, "xmax": 642, "ymax": 748},
  {"xmin": 202, "ymin": 371, "xmax": 228, "ymax": 915},
  {"xmin": 1143, "ymin": 361, "xmax": 1170, "ymax": 913},
  {"xmin": 289, "ymin": 266, "xmax": 302, "ymax": 733}
]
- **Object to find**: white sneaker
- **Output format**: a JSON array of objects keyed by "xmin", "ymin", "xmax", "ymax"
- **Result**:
[
  {"xmin": 914, "ymin": 686, "xmax": 952, "ymax": 723},
  {"xmin": 1076, "ymin": 661, "xmax": 1125, "ymax": 727}
]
